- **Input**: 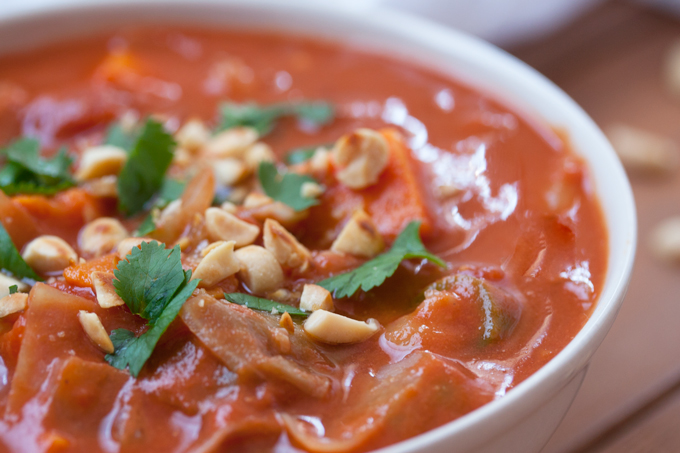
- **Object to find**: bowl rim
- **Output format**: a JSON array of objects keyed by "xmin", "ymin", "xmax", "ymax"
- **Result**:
[{"xmin": 0, "ymin": 1, "xmax": 638, "ymax": 451}]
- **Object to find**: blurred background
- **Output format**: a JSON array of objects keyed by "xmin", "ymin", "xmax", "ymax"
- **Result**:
[{"xmin": 2, "ymin": 0, "xmax": 680, "ymax": 452}]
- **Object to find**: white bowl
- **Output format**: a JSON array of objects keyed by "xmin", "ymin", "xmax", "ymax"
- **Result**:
[{"xmin": 0, "ymin": 1, "xmax": 637, "ymax": 452}]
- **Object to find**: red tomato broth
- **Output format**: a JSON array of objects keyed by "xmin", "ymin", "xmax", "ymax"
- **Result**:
[{"xmin": 0, "ymin": 28, "xmax": 607, "ymax": 452}]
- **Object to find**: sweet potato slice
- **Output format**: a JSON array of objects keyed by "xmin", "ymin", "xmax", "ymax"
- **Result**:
[
  {"xmin": 180, "ymin": 294, "xmax": 334, "ymax": 398},
  {"xmin": 150, "ymin": 167, "xmax": 215, "ymax": 245},
  {"xmin": 6, "ymin": 284, "xmax": 105, "ymax": 413},
  {"xmin": 42, "ymin": 357, "xmax": 128, "ymax": 444},
  {"xmin": 13, "ymin": 188, "xmax": 106, "ymax": 243},
  {"xmin": 363, "ymin": 129, "xmax": 432, "ymax": 238},
  {"xmin": 284, "ymin": 352, "xmax": 493, "ymax": 452},
  {"xmin": 305, "ymin": 129, "xmax": 431, "ymax": 246},
  {"xmin": 6, "ymin": 283, "xmax": 145, "ymax": 414},
  {"xmin": 0, "ymin": 191, "xmax": 39, "ymax": 250},
  {"xmin": 63, "ymin": 253, "xmax": 119, "ymax": 289},
  {"xmin": 384, "ymin": 274, "xmax": 522, "ymax": 356}
]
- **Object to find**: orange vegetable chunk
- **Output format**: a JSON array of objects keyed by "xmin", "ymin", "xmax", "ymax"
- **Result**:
[
  {"xmin": 180, "ymin": 294, "xmax": 334, "ymax": 398},
  {"xmin": 42, "ymin": 357, "xmax": 128, "ymax": 443},
  {"xmin": 12, "ymin": 188, "xmax": 106, "ymax": 243},
  {"xmin": 7, "ymin": 284, "xmax": 106, "ymax": 413},
  {"xmin": 285, "ymin": 351, "xmax": 494, "ymax": 452},
  {"xmin": 0, "ymin": 191, "xmax": 39, "ymax": 249},
  {"xmin": 63, "ymin": 253, "xmax": 119, "ymax": 289},
  {"xmin": 307, "ymin": 129, "xmax": 432, "ymax": 245}
]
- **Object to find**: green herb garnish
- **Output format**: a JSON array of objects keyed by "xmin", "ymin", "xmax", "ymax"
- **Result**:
[
  {"xmin": 155, "ymin": 177, "xmax": 186, "ymax": 205},
  {"xmin": 217, "ymin": 101, "xmax": 334, "ymax": 136},
  {"xmin": 318, "ymin": 221, "xmax": 446, "ymax": 298},
  {"xmin": 106, "ymin": 241, "xmax": 199, "ymax": 377},
  {"xmin": 105, "ymin": 122, "xmax": 140, "ymax": 152},
  {"xmin": 135, "ymin": 215, "xmax": 157, "ymax": 237},
  {"xmin": 0, "ymin": 222, "xmax": 41, "ymax": 282},
  {"xmin": 258, "ymin": 162, "xmax": 319, "ymax": 211},
  {"xmin": 8, "ymin": 285, "xmax": 18, "ymax": 295},
  {"xmin": 224, "ymin": 293, "xmax": 309, "ymax": 317},
  {"xmin": 117, "ymin": 119, "xmax": 176, "ymax": 217},
  {"xmin": 0, "ymin": 138, "xmax": 74, "ymax": 196}
]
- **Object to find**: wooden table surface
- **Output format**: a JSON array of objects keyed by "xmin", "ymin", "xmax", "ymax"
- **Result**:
[{"xmin": 509, "ymin": 2, "xmax": 680, "ymax": 452}]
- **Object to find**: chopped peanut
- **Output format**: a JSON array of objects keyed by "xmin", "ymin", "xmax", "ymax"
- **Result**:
[
  {"xmin": 75, "ymin": 145, "xmax": 128, "ymax": 181},
  {"xmin": 331, "ymin": 209, "xmax": 384, "ymax": 258},
  {"xmin": 116, "ymin": 237, "xmax": 151, "ymax": 260},
  {"xmin": 333, "ymin": 128, "xmax": 389, "ymax": 189},
  {"xmin": 234, "ymin": 245, "xmax": 284, "ymax": 295},
  {"xmin": 300, "ymin": 181, "xmax": 324, "ymax": 199},
  {"xmin": 220, "ymin": 201, "xmax": 238, "ymax": 214},
  {"xmin": 192, "ymin": 241, "xmax": 240, "ymax": 287},
  {"xmin": 243, "ymin": 193, "xmax": 307, "ymax": 226},
  {"xmin": 77, "ymin": 311, "xmax": 114, "ymax": 354},
  {"xmin": 81, "ymin": 175, "xmax": 118, "ymax": 198},
  {"xmin": 204, "ymin": 207, "xmax": 260, "ymax": 248},
  {"xmin": 213, "ymin": 158, "xmax": 248, "ymax": 186},
  {"xmin": 173, "ymin": 147, "xmax": 192, "ymax": 167},
  {"xmin": 309, "ymin": 147, "xmax": 331, "ymax": 175},
  {"xmin": 244, "ymin": 143, "xmax": 275, "ymax": 170},
  {"xmin": 0, "ymin": 293, "xmax": 28, "ymax": 318},
  {"xmin": 650, "ymin": 216, "xmax": 680, "ymax": 264},
  {"xmin": 22, "ymin": 235, "xmax": 78, "ymax": 274},
  {"xmin": 303, "ymin": 310, "xmax": 380, "ymax": 344},
  {"xmin": 226, "ymin": 186, "xmax": 250, "ymax": 204},
  {"xmin": 279, "ymin": 312, "xmax": 295, "ymax": 334},
  {"xmin": 268, "ymin": 288, "xmax": 298, "ymax": 304},
  {"xmin": 272, "ymin": 327, "xmax": 292, "ymax": 354},
  {"xmin": 299, "ymin": 284, "xmax": 334, "ymax": 312},
  {"xmin": 0, "ymin": 273, "xmax": 28, "ymax": 298},
  {"xmin": 263, "ymin": 219, "xmax": 311, "ymax": 270},
  {"xmin": 175, "ymin": 119, "xmax": 210, "ymax": 151},
  {"xmin": 91, "ymin": 271, "xmax": 125, "ymax": 308},
  {"xmin": 606, "ymin": 124, "xmax": 679, "ymax": 174},
  {"xmin": 156, "ymin": 199, "xmax": 182, "ymax": 227},
  {"xmin": 78, "ymin": 217, "xmax": 129, "ymax": 257},
  {"xmin": 205, "ymin": 127, "xmax": 258, "ymax": 158},
  {"xmin": 243, "ymin": 192, "xmax": 272, "ymax": 209}
]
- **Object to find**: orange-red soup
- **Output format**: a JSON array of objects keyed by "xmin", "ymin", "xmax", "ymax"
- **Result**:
[{"xmin": 0, "ymin": 28, "xmax": 607, "ymax": 452}]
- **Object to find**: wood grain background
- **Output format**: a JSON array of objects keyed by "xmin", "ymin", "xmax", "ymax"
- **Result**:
[{"xmin": 510, "ymin": 2, "xmax": 680, "ymax": 451}]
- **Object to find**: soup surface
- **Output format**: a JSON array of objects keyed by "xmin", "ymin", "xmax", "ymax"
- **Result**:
[{"xmin": 0, "ymin": 28, "xmax": 607, "ymax": 452}]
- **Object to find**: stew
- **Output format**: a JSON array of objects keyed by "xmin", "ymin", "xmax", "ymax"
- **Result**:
[{"xmin": 0, "ymin": 28, "xmax": 607, "ymax": 452}]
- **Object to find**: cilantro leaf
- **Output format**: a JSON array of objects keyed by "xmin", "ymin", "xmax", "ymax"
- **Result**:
[
  {"xmin": 117, "ymin": 119, "xmax": 176, "ymax": 216},
  {"xmin": 217, "ymin": 101, "xmax": 335, "ymax": 136},
  {"xmin": 0, "ymin": 139, "xmax": 75, "ymax": 196},
  {"xmin": 107, "ymin": 241, "xmax": 199, "ymax": 377},
  {"xmin": 155, "ymin": 177, "xmax": 186, "ymax": 205},
  {"xmin": 135, "ymin": 215, "xmax": 157, "ymax": 237},
  {"xmin": 108, "ymin": 329, "xmax": 136, "ymax": 351},
  {"xmin": 318, "ymin": 221, "xmax": 446, "ymax": 298},
  {"xmin": 3, "ymin": 140, "xmax": 73, "ymax": 180},
  {"xmin": 0, "ymin": 178, "xmax": 74, "ymax": 196},
  {"xmin": 258, "ymin": 162, "xmax": 319, "ymax": 211},
  {"xmin": 105, "ymin": 122, "xmax": 140, "ymax": 152},
  {"xmin": 113, "ymin": 241, "xmax": 186, "ymax": 321},
  {"xmin": 224, "ymin": 293, "xmax": 309, "ymax": 317},
  {"xmin": 134, "ymin": 177, "xmax": 186, "ymax": 236},
  {"xmin": 106, "ymin": 275, "xmax": 196, "ymax": 377},
  {"xmin": 9, "ymin": 285, "xmax": 17, "ymax": 295},
  {"xmin": 285, "ymin": 147, "xmax": 316, "ymax": 165},
  {"xmin": 0, "ymin": 221, "xmax": 41, "ymax": 282}
]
